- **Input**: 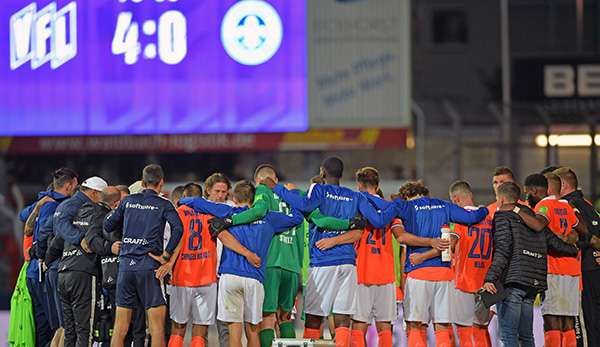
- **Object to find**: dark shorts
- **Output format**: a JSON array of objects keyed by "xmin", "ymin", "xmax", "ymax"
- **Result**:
[{"xmin": 116, "ymin": 270, "xmax": 165, "ymax": 310}]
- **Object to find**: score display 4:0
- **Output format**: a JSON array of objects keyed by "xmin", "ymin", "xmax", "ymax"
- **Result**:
[{"xmin": 112, "ymin": 10, "xmax": 187, "ymax": 65}]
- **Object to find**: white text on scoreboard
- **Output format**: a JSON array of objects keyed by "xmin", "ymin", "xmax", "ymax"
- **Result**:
[{"xmin": 10, "ymin": 1, "xmax": 77, "ymax": 70}]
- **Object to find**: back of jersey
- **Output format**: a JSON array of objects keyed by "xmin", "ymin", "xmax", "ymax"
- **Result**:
[
  {"xmin": 355, "ymin": 194, "xmax": 395, "ymax": 285},
  {"xmin": 172, "ymin": 205, "xmax": 216, "ymax": 287},
  {"xmin": 308, "ymin": 184, "xmax": 360, "ymax": 267},
  {"xmin": 535, "ymin": 197, "xmax": 580, "ymax": 276},
  {"xmin": 452, "ymin": 216, "xmax": 494, "ymax": 293}
]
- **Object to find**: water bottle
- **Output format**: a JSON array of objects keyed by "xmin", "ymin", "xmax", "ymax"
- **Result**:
[{"xmin": 441, "ymin": 226, "xmax": 451, "ymax": 262}]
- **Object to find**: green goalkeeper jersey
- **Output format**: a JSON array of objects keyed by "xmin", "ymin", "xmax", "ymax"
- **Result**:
[{"xmin": 232, "ymin": 184, "xmax": 349, "ymax": 274}]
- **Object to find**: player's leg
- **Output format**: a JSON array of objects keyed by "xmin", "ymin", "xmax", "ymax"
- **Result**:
[
  {"xmin": 452, "ymin": 289, "xmax": 476, "ymax": 347},
  {"xmin": 228, "ymin": 323, "xmax": 243, "ymax": 347},
  {"xmin": 167, "ymin": 286, "xmax": 192, "ymax": 347},
  {"xmin": 146, "ymin": 306, "xmax": 167, "ymax": 347},
  {"xmin": 243, "ymin": 277, "xmax": 265, "ymax": 347},
  {"xmin": 372, "ymin": 283, "xmax": 396, "ymax": 347},
  {"xmin": 191, "ymin": 325, "xmax": 208, "ymax": 347},
  {"xmin": 303, "ymin": 266, "xmax": 335, "ymax": 339},
  {"xmin": 189, "ymin": 283, "xmax": 217, "ymax": 347},
  {"xmin": 276, "ymin": 269, "xmax": 298, "ymax": 339},
  {"xmin": 69, "ymin": 272, "xmax": 98, "ymax": 346},
  {"xmin": 560, "ymin": 275, "xmax": 581, "ymax": 347},
  {"xmin": 404, "ymin": 276, "xmax": 433, "ymax": 347},
  {"xmin": 331, "ymin": 265, "xmax": 360, "ymax": 347},
  {"xmin": 350, "ymin": 283, "xmax": 371, "ymax": 347},
  {"xmin": 57, "ymin": 272, "xmax": 76, "ymax": 347},
  {"xmin": 432, "ymin": 280, "xmax": 453, "ymax": 347},
  {"xmin": 111, "ymin": 307, "xmax": 134, "ymax": 347},
  {"xmin": 472, "ymin": 324, "xmax": 492, "ymax": 347},
  {"xmin": 139, "ymin": 270, "xmax": 168, "ymax": 347},
  {"xmin": 260, "ymin": 267, "xmax": 280, "ymax": 347}
]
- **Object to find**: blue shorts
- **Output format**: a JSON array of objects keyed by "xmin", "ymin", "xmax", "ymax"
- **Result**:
[{"xmin": 116, "ymin": 270, "xmax": 165, "ymax": 310}]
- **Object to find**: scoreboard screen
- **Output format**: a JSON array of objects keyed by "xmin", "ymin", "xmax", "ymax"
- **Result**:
[{"xmin": 0, "ymin": 0, "xmax": 307, "ymax": 136}]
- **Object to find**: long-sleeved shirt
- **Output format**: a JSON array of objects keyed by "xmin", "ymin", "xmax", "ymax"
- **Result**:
[
  {"xmin": 391, "ymin": 197, "xmax": 489, "ymax": 273},
  {"xmin": 19, "ymin": 190, "xmax": 68, "ymax": 279},
  {"xmin": 54, "ymin": 191, "xmax": 93, "ymax": 245},
  {"xmin": 104, "ymin": 189, "xmax": 183, "ymax": 272}
]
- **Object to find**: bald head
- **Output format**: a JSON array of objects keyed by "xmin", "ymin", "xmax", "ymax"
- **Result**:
[{"xmin": 102, "ymin": 186, "xmax": 122, "ymax": 209}]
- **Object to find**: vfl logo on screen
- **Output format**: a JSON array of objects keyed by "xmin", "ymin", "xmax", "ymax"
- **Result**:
[
  {"xmin": 9, "ymin": 2, "xmax": 77, "ymax": 70},
  {"xmin": 220, "ymin": 0, "xmax": 283, "ymax": 66}
]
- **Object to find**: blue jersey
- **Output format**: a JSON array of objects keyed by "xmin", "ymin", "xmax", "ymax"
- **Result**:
[
  {"xmin": 392, "ymin": 197, "xmax": 488, "ymax": 273},
  {"xmin": 53, "ymin": 191, "xmax": 93, "ymax": 246},
  {"xmin": 19, "ymin": 190, "xmax": 68, "ymax": 279},
  {"xmin": 179, "ymin": 197, "xmax": 303, "ymax": 282},
  {"xmin": 273, "ymin": 183, "xmax": 397, "ymax": 267},
  {"xmin": 104, "ymin": 189, "xmax": 183, "ymax": 272}
]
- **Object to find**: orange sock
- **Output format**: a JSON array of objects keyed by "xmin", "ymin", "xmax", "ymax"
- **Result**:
[
  {"xmin": 190, "ymin": 336, "xmax": 205, "ymax": 347},
  {"xmin": 456, "ymin": 326, "xmax": 474, "ymax": 347},
  {"xmin": 168, "ymin": 335, "xmax": 184, "ymax": 347},
  {"xmin": 562, "ymin": 329, "xmax": 577, "ymax": 347},
  {"xmin": 435, "ymin": 329, "xmax": 452, "ymax": 347},
  {"xmin": 449, "ymin": 328, "xmax": 457, "ymax": 347},
  {"xmin": 408, "ymin": 328, "xmax": 427, "ymax": 347},
  {"xmin": 377, "ymin": 330, "xmax": 392, "ymax": 347},
  {"xmin": 544, "ymin": 330, "xmax": 562, "ymax": 347},
  {"xmin": 304, "ymin": 327, "xmax": 321, "ymax": 339},
  {"xmin": 473, "ymin": 327, "xmax": 491, "ymax": 347},
  {"xmin": 335, "ymin": 327, "xmax": 351, "ymax": 347},
  {"xmin": 350, "ymin": 329, "xmax": 365, "ymax": 347}
]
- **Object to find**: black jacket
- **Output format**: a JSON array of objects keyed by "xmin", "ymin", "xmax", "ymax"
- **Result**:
[
  {"xmin": 57, "ymin": 202, "xmax": 114, "ymax": 276},
  {"xmin": 562, "ymin": 190, "xmax": 600, "ymax": 272},
  {"xmin": 485, "ymin": 206, "xmax": 579, "ymax": 292},
  {"xmin": 100, "ymin": 214, "xmax": 122, "ymax": 289}
]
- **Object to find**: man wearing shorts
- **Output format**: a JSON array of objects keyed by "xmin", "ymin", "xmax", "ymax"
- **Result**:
[
  {"xmin": 104, "ymin": 164, "xmax": 183, "ymax": 347},
  {"xmin": 261, "ymin": 157, "xmax": 397, "ymax": 347}
]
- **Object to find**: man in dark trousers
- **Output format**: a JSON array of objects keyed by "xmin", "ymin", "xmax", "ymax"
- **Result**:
[
  {"xmin": 56, "ymin": 186, "xmax": 122, "ymax": 347},
  {"xmin": 105, "ymin": 164, "xmax": 183, "ymax": 347},
  {"xmin": 555, "ymin": 167, "xmax": 600, "ymax": 346}
]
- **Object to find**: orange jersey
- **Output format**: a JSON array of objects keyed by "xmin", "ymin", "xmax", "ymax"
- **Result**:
[
  {"xmin": 171, "ymin": 205, "xmax": 217, "ymax": 287},
  {"xmin": 23, "ymin": 235, "xmax": 33, "ymax": 261},
  {"xmin": 355, "ymin": 220, "xmax": 396, "ymax": 285},
  {"xmin": 534, "ymin": 197, "xmax": 581, "ymax": 276},
  {"xmin": 451, "ymin": 213, "xmax": 494, "ymax": 293}
]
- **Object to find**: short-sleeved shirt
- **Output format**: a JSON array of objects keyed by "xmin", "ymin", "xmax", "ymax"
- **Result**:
[
  {"xmin": 451, "ymin": 206, "xmax": 494, "ymax": 293},
  {"xmin": 171, "ymin": 205, "xmax": 217, "ymax": 287},
  {"xmin": 535, "ymin": 196, "xmax": 581, "ymax": 276}
]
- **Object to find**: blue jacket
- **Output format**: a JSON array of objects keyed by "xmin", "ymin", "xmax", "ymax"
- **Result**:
[
  {"xmin": 180, "ymin": 197, "xmax": 303, "ymax": 282},
  {"xmin": 273, "ymin": 183, "xmax": 397, "ymax": 267},
  {"xmin": 19, "ymin": 190, "xmax": 68, "ymax": 279},
  {"xmin": 104, "ymin": 189, "xmax": 183, "ymax": 272},
  {"xmin": 392, "ymin": 197, "xmax": 488, "ymax": 273},
  {"xmin": 53, "ymin": 191, "xmax": 93, "ymax": 246}
]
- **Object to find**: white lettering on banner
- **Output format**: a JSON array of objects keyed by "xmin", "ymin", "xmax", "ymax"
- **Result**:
[
  {"xmin": 10, "ymin": 1, "xmax": 77, "ymax": 70},
  {"xmin": 123, "ymin": 237, "xmax": 149, "ymax": 245},
  {"xmin": 325, "ymin": 192, "xmax": 352, "ymax": 202},
  {"xmin": 544, "ymin": 64, "xmax": 600, "ymax": 97},
  {"xmin": 125, "ymin": 202, "xmax": 159, "ymax": 210}
]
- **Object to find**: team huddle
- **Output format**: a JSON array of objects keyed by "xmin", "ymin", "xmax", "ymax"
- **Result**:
[{"xmin": 18, "ymin": 157, "xmax": 600, "ymax": 347}]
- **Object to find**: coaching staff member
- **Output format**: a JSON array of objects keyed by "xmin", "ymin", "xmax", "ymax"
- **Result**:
[{"xmin": 105, "ymin": 164, "xmax": 183, "ymax": 347}]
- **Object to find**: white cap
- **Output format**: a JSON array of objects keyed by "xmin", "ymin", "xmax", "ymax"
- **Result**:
[{"xmin": 81, "ymin": 176, "xmax": 108, "ymax": 192}]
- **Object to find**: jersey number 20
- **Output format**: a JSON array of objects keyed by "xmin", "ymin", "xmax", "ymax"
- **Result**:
[{"xmin": 467, "ymin": 226, "xmax": 492, "ymax": 260}]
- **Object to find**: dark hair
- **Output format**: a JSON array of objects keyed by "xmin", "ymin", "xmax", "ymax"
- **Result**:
[
  {"xmin": 101, "ymin": 187, "xmax": 121, "ymax": 206},
  {"xmin": 449, "ymin": 180, "xmax": 472, "ymax": 195},
  {"xmin": 115, "ymin": 185, "xmax": 130, "ymax": 195},
  {"xmin": 553, "ymin": 167, "xmax": 578, "ymax": 189},
  {"xmin": 321, "ymin": 157, "xmax": 344, "ymax": 179},
  {"xmin": 53, "ymin": 168, "xmax": 78, "ymax": 189},
  {"xmin": 170, "ymin": 185, "xmax": 185, "ymax": 203},
  {"xmin": 232, "ymin": 180, "xmax": 256, "ymax": 204},
  {"xmin": 493, "ymin": 166, "xmax": 514, "ymax": 178},
  {"xmin": 376, "ymin": 188, "xmax": 385, "ymax": 198},
  {"xmin": 398, "ymin": 181, "xmax": 429, "ymax": 200},
  {"xmin": 356, "ymin": 167, "xmax": 379, "ymax": 188},
  {"xmin": 142, "ymin": 164, "xmax": 164, "ymax": 187},
  {"xmin": 204, "ymin": 173, "xmax": 231, "ymax": 197},
  {"xmin": 497, "ymin": 182, "xmax": 521, "ymax": 203},
  {"xmin": 524, "ymin": 173, "xmax": 548, "ymax": 189},
  {"xmin": 183, "ymin": 183, "xmax": 203, "ymax": 198},
  {"xmin": 254, "ymin": 164, "xmax": 277, "ymax": 181}
]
